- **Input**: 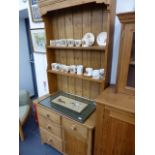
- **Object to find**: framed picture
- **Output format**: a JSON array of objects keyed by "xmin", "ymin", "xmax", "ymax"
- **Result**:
[
  {"xmin": 29, "ymin": 0, "xmax": 42, "ymax": 22},
  {"xmin": 31, "ymin": 29, "xmax": 46, "ymax": 53}
]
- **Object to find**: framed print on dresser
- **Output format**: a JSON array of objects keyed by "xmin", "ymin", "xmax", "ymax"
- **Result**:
[
  {"xmin": 30, "ymin": 29, "xmax": 46, "ymax": 53},
  {"xmin": 29, "ymin": 0, "xmax": 42, "ymax": 22}
]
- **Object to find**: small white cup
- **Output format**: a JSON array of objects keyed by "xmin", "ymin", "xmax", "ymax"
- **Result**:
[
  {"xmin": 99, "ymin": 68, "xmax": 104, "ymax": 79},
  {"xmin": 70, "ymin": 65, "xmax": 77, "ymax": 74},
  {"xmin": 50, "ymin": 40, "xmax": 56, "ymax": 46},
  {"xmin": 51, "ymin": 63, "xmax": 57, "ymax": 70},
  {"xmin": 55, "ymin": 63, "xmax": 61, "ymax": 71},
  {"xmin": 84, "ymin": 68, "xmax": 93, "ymax": 76},
  {"xmin": 82, "ymin": 39, "xmax": 89, "ymax": 47},
  {"xmin": 59, "ymin": 39, "xmax": 67, "ymax": 47},
  {"xmin": 92, "ymin": 70, "xmax": 100, "ymax": 79},
  {"xmin": 77, "ymin": 65, "xmax": 83, "ymax": 75},
  {"xmin": 55, "ymin": 40, "xmax": 60, "ymax": 46},
  {"xmin": 64, "ymin": 65, "xmax": 70, "ymax": 73},
  {"xmin": 82, "ymin": 38, "xmax": 93, "ymax": 47},
  {"xmin": 59, "ymin": 64, "xmax": 65, "ymax": 72},
  {"xmin": 67, "ymin": 39, "xmax": 74, "ymax": 47},
  {"xmin": 75, "ymin": 40, "xmax": 82, "ymax": 47}
]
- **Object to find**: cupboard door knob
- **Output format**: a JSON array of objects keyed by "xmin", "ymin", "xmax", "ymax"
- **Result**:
[
  {"xmin": 47, "ymin": 125, "xmax": 52, "ymax": 130},
  {"xmin": 46, "ymin": 114, "xmax": 50, "ymax": 118},
  {"xmin": 48, "ymin": 138, "xmax": 52, "ymax": 143},
  {"xmin": 71, "ymin": 125, "xmax": 76, "ymax": 131}
]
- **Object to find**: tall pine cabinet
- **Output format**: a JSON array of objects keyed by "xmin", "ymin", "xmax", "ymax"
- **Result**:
[
  {"xmin": 37, "ymin": 0, "xmax": 116, "ymax": 155},
  {"xmin": 94, "ymin": 12, "xmax": 135, "ymax": 155}
]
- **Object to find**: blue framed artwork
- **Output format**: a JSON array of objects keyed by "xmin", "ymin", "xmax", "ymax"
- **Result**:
[
  {"xmin": 30, "ymin": 29, "xmax": 46, "ymax": 53},
  {"xmin": 29, "ymin": 0, "xmax": 42, "ymax": 22}
]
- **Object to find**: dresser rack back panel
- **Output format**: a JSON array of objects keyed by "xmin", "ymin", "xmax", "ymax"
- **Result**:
[{"xmin": 42, "ymin": 2, "xmax": 115, "ymax": 100}]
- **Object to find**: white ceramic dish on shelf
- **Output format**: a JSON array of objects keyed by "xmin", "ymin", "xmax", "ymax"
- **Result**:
[
  {"xmin": 82, "ymin": 33, "xmax": 95, "ymax": 47},
  {"xmin": 84, "ymin": 67, "xmax": 93, "ymax": 77},
  {"xmin": 97, "ymin": 32, "xmax": 107, "ymax": 47}
]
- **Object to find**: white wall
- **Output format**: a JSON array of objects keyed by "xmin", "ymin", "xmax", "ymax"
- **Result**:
[
  {"xmin": 19, "ymin": 0, "xmax": 28, "ymax": 11},
  {"xmin": 34, "ymin": 53, "xmax": 48, "ymax": 97},
  {"xmin": 110, "ymin": 0, "xmax": 135, "ymax": 84}
]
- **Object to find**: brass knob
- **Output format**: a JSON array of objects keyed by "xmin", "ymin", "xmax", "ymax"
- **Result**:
[
  {"xmin": 47, "ymin": 125, "xmax": 52, "ymax": 130},
  {"xmin": 71, "ymin": 125, "xmax": 76, "ymax": 131},
  {"xmin": 46, "ymin": 114, "xmax": 50, "ymax": 118},
  {"xmin": 48, "ymin": 138, "xmax": 52, "ymax": 143}
]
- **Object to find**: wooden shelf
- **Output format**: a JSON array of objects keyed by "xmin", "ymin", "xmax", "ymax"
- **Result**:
[
  {"xmin": 129, "ymin": 60, "xmax": 135, "ymax": 65},
  {"xmin": 47, "ymin": 45, "xmax": 106, "ymax": 51},
  {"xmin": 48, "ymin": 70, "xmax": 104, "ymax": 83}
]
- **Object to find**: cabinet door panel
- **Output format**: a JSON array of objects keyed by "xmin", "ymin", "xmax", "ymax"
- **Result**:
[
  {"xmin": 62, "ymin": 117, "xmax": 88, "ymax": 139},
  {"xmin": 63, "ymin": 129, "xmax": 87, "ymax": 155},
  {"xmin": 95, "ymin": 105, "xmax": 135, "ymax": 155}
]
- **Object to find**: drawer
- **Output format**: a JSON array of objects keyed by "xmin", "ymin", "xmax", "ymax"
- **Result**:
[
  {"xmin": 62, "ymin": 117, "xmax": 88, "ymax": 139},
  {"xmin": 37, "ymin": 105, "xmax": 61, "ymax": 124},
  {"xmin": 38, "ymin": 114, "xmax": 62, "ymax": 138},
  {"xmin": 40, "ymin": 127, "xmax": 62, "ymax": 152}
]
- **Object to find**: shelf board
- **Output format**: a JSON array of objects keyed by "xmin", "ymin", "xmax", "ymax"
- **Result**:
[
  {"xmin": 130, "ymin": 60, "xmax": 135, "ymax": 65},
  {"xmin": 48, "ymin": 70, "xmax": 104, "ymax": 83},
  {"xmin": 47, "ymin": 45, "xmax": 106, "ymax": 51}
]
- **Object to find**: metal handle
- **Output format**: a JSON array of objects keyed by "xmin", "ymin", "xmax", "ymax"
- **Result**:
[
  {"xmin": 71, "ymin": 125, "xmax": 76, "ymax": 131},
  {"xmin": 29, "ymin": 60, "xmax": 34, "ymax": 63},
  {"xmin": 48, "ymin": 138, "xmax": 53, "ymax": 143},
  {"xmin": 47, "ymin": 125, "xmax": 52, "ymax": 130},
  {"xmin": 46, "ymin": 114, "xmax": 50, "ymax": 118}
]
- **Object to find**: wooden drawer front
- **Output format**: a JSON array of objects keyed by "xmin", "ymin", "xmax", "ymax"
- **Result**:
[
  {"xmin": 62, "ymin": 117, "xmax": 87, "ymax": 139},
  {"xmin": 38, "ymin": 115, "xmax": 62, "ymax": 138},
  {"xmin": 40, "ymin": 127, "xmax": 62, "ymax": 152},
  {"xmin": 37, "ymin": 105, "xmax": 61, "ymax": 124}
]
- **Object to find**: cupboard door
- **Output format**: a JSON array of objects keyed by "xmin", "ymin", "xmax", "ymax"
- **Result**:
[
  {"xmin": 94, "ymin": 104, "xmax": 135, "ymax": 155},
  {"xmin": 116, "ymin": 23, "xmax": 135, "ymax": 95},
  {"xmin": 63, "ymin": 129, "xmax": 87, "ymax": 155},
  {"xmin": 62, "ymin": 117, "xmax": 87, "ymax": 139}
]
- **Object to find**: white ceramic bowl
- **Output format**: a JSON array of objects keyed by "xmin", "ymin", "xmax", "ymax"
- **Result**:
[
  {"xmin": 69, "ymin": 65, "xmax": 77, "ymax": 74},
  {"xmin": 82, "ymin": 33, "xmax": 95, "ymax": 47},
  {"xmin": 92, "ymin": 70, "xmax": 100, "ymax": 79},
  {"xmin": 84, "ymin": 67, "xmax": 93, "ymax": 76},
  {"xmin": 97, "ymin": 32, "xmax": 107, "ymax": 47}
]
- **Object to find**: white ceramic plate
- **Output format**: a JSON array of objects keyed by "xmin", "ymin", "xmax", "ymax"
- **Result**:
[
  {"xmin": 82, "ymin": 33, "xmax": 95, "ymax": 47},
  {"xmin": 97, "ymin": 32, "xmax": 107, "ymax": 46}
]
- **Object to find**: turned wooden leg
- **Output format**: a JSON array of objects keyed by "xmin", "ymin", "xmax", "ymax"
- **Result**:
[{"xmin": 19, "ymin": 120, "xmax": 24, "ymax": 141}]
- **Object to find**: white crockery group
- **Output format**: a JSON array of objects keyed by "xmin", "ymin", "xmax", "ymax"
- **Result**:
[
  {"xmin": 51, "ymin": 63, "xmax": 104, "ymax": 80},
  {"xmin": 50, "ymin": 32, "xmax": 107, "ymax": 47}
]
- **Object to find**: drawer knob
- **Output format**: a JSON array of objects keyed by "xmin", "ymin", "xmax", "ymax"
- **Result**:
[
  {"xmin": 71, "ymin": 125, "xmax": 76, "ymax": 131},
  {"xmin": 46, "ymin": 114, "xmax": 50, "ymax": 118},
  {"xmin": 47, "ymin": 125, "xmax": 52, "ymax": 130},
  {"xmin": 48, "ymin": 138, "xmax": 53, "ymax": 143}
]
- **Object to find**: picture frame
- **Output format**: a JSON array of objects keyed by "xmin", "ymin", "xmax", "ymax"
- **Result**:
[
  {"xmin": 29, "ymin": 0, "xmax": 42, "ymax": 22},
  {"xmin": 30, "ymin": 29, "xmax": 46, "ymax": 53}
]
